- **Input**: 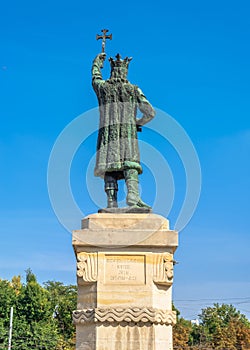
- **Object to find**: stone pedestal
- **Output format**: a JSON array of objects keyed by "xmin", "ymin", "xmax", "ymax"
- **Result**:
[{"xmin": 72, "ymin": 213, "xmax": 178, "ymax": 350}]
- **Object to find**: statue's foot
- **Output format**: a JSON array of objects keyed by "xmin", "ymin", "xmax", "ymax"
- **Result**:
[
  {"xmin": 127, "ymin": 196, "xmax": 151, "ymax": 209},
  {"xmin": 98, "ymin": 206, "xmax": 151, "ymax": 213},
  {"xmin": 106, "ymin": 189, "xmax": 118, "ymax": 208},
  {"xmin": 107, "ymin": 201, "xmax": 118, "ymax": 209}
]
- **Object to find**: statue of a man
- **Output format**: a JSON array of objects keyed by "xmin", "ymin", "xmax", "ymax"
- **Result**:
[{"xmin": 92, "ymin": 53, "xmax": 155, "ymax": 209}]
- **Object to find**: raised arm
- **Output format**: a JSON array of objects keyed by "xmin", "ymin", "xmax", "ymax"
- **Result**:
[
  {"xmin": 91, "ymin": 53, "xmax": 106, "ymax": 92},
  {"xmin": 136, "ymin": 87, "xmax": 156, "ymax": 126}
]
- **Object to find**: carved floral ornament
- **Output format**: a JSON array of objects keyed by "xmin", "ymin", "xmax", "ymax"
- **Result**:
[
  {"xmin": 77, "ymin": 252, "xmax": 98, "ymax": 283},
  {"xmin": 73, "ymin": 307, "xmax": 176, "ymax": 325},
  {"xmin": 153, "ymin": 253, "xmax": 174, "ymax": 286}
]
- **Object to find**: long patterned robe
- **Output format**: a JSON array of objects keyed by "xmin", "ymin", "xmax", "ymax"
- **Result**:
[{"xmin": 92, "ymin": 55, "xmax": 155, "ymax": 178}]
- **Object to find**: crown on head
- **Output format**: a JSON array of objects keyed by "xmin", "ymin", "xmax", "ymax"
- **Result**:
[{"xmin": 109, "ymin": 53, "xmax": 132, "ymax": 69}]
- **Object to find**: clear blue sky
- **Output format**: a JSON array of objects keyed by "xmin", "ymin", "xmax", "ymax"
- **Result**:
[{"xmin": 1, "ymin": 0, "xmax": 250, "ymax": 319}]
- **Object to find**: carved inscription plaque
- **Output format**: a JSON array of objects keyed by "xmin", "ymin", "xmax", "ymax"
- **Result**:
[{"xmin": 105, "ymin": 255, "xmax": 145, "ymax": 284}]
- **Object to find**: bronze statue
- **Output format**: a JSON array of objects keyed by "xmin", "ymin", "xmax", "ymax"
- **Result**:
[{"xmin": 92, "ymin": 46, "xmax": 155, "ymax": 210}]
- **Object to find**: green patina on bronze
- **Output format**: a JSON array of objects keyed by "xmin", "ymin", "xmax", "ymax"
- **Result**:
[
  {"xmin": 92, "ymin": 53, "xmax": 155, "ymax": 179},
  {"xmin": 91, "ymin": 47, "xmax": 155, "ymax": 210}
]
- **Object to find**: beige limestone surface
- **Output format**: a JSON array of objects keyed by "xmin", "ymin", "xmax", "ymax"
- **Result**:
[{"xmin": 72, "ymin": 213, "xmax": 178, "ymax": 350}]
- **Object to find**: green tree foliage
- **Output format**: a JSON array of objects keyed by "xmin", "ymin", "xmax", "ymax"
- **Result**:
[
  {"xmin": 173, "ymin": 317, "xmax": 192, "ymax": 349},
  {"xmin": 0, "ymin": 279, "xmax": 16, "ymax": 320},
  {"xmin": 18, "ymin": 269, "xmax": 51, "ymax": 323},
  {"xmin": 173, "ymin": 303, "xmax": 250, "ymax": 350},
  {"xmin": 44, "ymin": 281, "xmax": 77, "ymax": 344},
  {"xmin": 0, "ymin": 270, "xmax": 77, "ymax": 349},
  {"xmin": 0, "ymin": 278, "xmax": 17, "ymax": 347},
  {"xmin": 198, "ymin": 303, "xmax": 250, "ymax": 349}
]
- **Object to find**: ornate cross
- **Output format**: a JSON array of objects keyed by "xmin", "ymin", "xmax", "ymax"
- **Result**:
[{"xmin": 96, "ymin": 29, "xmax": 112, "ymax": 53}]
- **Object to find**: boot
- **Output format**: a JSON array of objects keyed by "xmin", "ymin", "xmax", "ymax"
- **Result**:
[
  {"xmin": 104, "ymin": 174, "xmax": 118, "ymax": 208},
  {"xmin": 124, "ymin": 169, "xmax": 151, "ymax": 209},
  {"xmin": 105, "ymin": 189, "xmax": 118, "ymax": 208}
]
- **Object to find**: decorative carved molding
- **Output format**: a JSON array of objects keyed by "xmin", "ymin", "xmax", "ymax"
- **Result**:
[
  {"xmin": 73, "ymin": 307, "xmax": 176, "ymax": 325},
  {"xmin": 153, "ymin": 253, "xmax": 174, "ymax": 286},
  {"xmin": 77, "ymin": 252, "xmax": 98, "ymax": 283}
]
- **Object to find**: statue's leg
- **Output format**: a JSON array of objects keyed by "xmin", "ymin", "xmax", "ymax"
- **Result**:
[
  {"xmin": 123, "ymin": 169, "xmax": 151, "ymax": 209},
  {"xmin": 104, "ymin": 172, "xmax": 118, "ymax": 208}
]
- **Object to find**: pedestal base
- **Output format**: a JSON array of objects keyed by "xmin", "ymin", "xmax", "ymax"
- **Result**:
[
  {"xmin": 72, "ymin": 213, "xmax": 178, "ymax": 350},
  {"xmin": 74, "ymin": 323, "xmax": 173, "ymax": 350},
  {"xmin": 98, "ymin": 207, "xmax": 152, "ymax": 213}
]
